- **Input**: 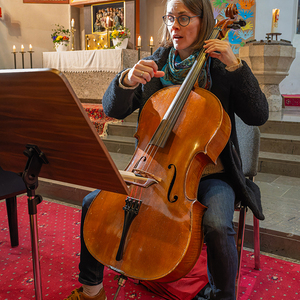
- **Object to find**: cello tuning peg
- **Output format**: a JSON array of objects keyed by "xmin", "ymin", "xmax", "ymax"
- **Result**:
[{"xmin": 227, "ymin": 19, "xmax": 246, "ymax": 30}]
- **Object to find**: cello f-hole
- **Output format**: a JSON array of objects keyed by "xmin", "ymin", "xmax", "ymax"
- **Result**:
[{"xmin": 168, "ymin": 164, "xmax": 178, "ymax": 203}]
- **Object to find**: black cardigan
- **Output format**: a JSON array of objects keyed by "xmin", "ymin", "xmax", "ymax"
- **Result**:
[{"xmin": 102, "ymin": 47, "xmax": 269, "ymax": 220}]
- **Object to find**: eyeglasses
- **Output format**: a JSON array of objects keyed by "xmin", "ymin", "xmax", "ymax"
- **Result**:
[{"xmin": 162, "ymin": 14, "xmax": 202, "ymax": 27}]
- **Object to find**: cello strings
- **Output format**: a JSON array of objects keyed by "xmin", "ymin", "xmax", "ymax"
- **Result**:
[{"xmin": 129, "ymin": 31, "xmax": 219, "ymax": 193}]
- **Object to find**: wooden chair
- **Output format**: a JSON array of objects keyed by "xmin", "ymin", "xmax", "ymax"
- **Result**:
[
  {"xmin": 0, "ymin": 166, "xmax": 27, "ymax": 247},
  {"xmin": 235, "ymin": 115, "xmax": 261, "ymax": 298}
]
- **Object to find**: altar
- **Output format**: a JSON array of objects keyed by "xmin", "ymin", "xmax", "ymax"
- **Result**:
[{"xmin": 42, "ymin": 49, "xmax": 150, "ymax": 102}]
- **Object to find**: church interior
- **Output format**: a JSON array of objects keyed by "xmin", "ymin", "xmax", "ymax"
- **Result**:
[{"xmin": 0, "ymin": 0, "xmax": 300, "ymax": 299}]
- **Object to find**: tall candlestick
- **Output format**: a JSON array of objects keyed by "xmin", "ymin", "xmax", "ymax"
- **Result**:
[
  {"xmin": 28, "ymin": 45, "xmax": 34, "ymax": 68},
  {"xmin": 71, "ymin": 26, "xmax": 76, "ymax": 51},
  {"xmin": 20, "ymin": 45, "xmax": 25, "ymax": 68},
  {"xmin": 12, "ymin": 49, "xmax": 17, "ymax": 69},
  {"xmin": 138, "ymin": 36, "xmax": 142, "ymax": 47}
]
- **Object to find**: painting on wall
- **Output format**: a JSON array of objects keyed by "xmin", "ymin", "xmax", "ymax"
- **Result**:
[
  {"xmin": 210, "ymin": 0, "xmax": 256, "ymax": 54},
  {"xmin": 92, "ymin": 1, "xmax": 125, "ymax": 33},
  {"xmin": 23, "ymin": 0, "xmax": 69, "ymax": 3}
]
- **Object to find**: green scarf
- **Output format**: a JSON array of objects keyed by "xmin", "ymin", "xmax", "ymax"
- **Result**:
[{"xmin": 160, "ymin": 47, "xmax": 211, "ymax": 90}]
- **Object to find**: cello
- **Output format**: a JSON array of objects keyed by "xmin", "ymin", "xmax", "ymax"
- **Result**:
[{"xmin": 84, "ymin": 4, "xmax": 245, "ymax": 283}]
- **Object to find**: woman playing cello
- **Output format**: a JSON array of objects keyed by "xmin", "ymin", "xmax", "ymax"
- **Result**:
[{"xmin": 65, "ymin": 0, "xmax": 268, "ymax": 299}]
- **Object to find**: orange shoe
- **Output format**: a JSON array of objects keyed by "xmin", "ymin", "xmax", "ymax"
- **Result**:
[{"xmin": 64, "ymin": 286, "xmax": 107, "ymax": 300}]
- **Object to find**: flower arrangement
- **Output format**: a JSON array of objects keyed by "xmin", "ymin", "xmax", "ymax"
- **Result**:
[
  {"xmin": 110, "ymin": 26, "xmax": 131, "ymax": 42},
  {"xmin": 51, "ymin": 24, "xmax": 70, "ymax": 46}
]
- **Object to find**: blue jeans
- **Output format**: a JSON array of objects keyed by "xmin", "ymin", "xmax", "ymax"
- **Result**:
[
  {"xmin": 78, "ymin": 178, "xmax": 237, "ymax": 300},
  {"xmin": 196, "ymin": 177, "xmax": 237, "ymax": 300},
  {"xmin": 78, "ymin": 189, "xmax": 104, "ymax": 286}
]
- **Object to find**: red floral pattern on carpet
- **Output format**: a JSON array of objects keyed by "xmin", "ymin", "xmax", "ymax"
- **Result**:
[
  {"xmin": 82, "ymin": 103, "xmax": 121, "ymax": 136},
  {"xmin": 0, "ymin": 196, "xmax": 300, "ymax": 299}
]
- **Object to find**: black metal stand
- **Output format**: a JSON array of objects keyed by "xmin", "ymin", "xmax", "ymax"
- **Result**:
[
  {"xmin": 113, "ymin": 275, "xmax": 127, "ymax": 300},
  {"xmin": 22, "ymin": 144, "xmax": 49, "ymax": 300},
  {"xmin": 12, "ymin": 52, "xmax": 17, "ymax": 69},
  {"xmin": 28, "ymin": 51, "xmax": 34, "ymax": 68},
  {"xmin": 20, "ymin": 51, "xmax": 25, "ymax": 69},
  {"xmin": 137, "ymin": 46, "xmax": 141, "ymax": 61}
]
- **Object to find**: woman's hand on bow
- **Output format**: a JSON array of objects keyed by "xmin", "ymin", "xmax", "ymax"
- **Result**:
[
  {"xmin": 203, "ymin": 39, "xmax": 239, "ymax": 68},
  {"xmin": 123, "ymin": 60, "xmax": 165, "ymax": 87}
]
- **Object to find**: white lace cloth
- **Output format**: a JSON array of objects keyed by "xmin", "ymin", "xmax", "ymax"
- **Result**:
[{"xmin": 42, "ymin": 49, "xmax": 123, "ymax": 73}]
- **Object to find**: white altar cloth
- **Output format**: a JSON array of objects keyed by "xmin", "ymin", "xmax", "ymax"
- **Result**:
[{"xmin": 42, "ymin": 49, "xmax": 123, "ymax": 73}]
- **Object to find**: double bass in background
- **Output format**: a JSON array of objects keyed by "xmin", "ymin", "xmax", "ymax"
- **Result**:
[
  {"xmin": 64, "ymin": 0, "xmax": 268, "ymax": 299},
  {"xmin": 84, "ymin": 4, "xmax": 243, "ymax": 282}
]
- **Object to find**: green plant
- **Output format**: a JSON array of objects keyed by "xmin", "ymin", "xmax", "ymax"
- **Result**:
[{"xmin": 51, "ymin": 24, "xmax": 70, "ymax": 45}]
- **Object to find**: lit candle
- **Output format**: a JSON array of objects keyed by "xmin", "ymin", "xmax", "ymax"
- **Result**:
[
  {"xmin": 13, "ymin": 45, "xmax": 16, "ymax": 53},
  {"xmin": 71, "ymin": 18, "xmax": 75, "ymax": 28},
  {"xmin": 21, "ymin": 45, "xmax": 24, "ymax": 52},
  {"xmin": 29, "ymin": 44, "xmax": 32, "ymax": 51},
  {"xmin": 271, "ymin": 8, "xmax": 280, "ymax": 33},
  {"xmin": 106, "ymin": 16, "xmax": 110, "ymax": 27},
  {"xmin": 138, "ymin": 36, "xmax": 141, "ymax": 47},
  {"xmin": 150, "ymin": 36, "xmax": 154, "ymax": 46}
]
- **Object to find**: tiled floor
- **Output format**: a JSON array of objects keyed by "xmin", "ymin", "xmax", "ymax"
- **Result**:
[
  {"xmin": 237, "ymin": 172, "xmax": 300, "ymax": 237},
  {"xmin": 243, "ymin": 106, "xmax": 300, "ymax": 236}
]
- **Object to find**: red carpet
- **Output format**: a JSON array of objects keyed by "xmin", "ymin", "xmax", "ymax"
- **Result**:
[
  {"xmin": 82, "ymin": 103, "xmax": 121, "ymax": 136},
  {"xmin": 0, "ymin": 196, "xmax": 299, "ymax": 300}
]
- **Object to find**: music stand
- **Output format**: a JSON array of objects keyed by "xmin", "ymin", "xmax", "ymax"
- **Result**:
[{"xmin": 0, "ymin": 68, "xmax": 129, "ymax": 300}]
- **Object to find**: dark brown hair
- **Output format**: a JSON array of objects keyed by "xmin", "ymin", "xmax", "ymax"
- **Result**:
[{"xmin": 159, "ymin": 0, "xmax": 215, "ymax": 50}]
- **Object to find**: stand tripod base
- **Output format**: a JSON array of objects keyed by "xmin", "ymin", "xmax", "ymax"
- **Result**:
[{"xmin": 113, "ymin": 275, "xmax": 127, "ymax": 300}]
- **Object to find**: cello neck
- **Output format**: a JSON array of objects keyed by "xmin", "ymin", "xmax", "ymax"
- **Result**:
[{"xmin": 149, "ymin": 27, "xmax": 221, "ymax": 148}]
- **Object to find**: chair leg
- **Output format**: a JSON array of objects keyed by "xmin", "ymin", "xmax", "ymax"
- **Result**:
[
  {"xmin": 235, "ymin": 206, "xmax": 246, "ymax": 300},
  {"xmin": 253, "ymin": 215, "xmax": 260, "ymax": 270},
  {"xmin": 6, "ymin": 196, "xmax": 19, "ymax": 247}
]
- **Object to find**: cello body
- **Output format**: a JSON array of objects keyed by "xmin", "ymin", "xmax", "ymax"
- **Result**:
[{"xmin": 83, "ymin": 85, "xmax": 231, "ymax": 282}]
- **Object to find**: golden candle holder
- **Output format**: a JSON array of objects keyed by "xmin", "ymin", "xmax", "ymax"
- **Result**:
[
  {"xmin": 106, "ymin": 26, "xmax": 112, "ymax": 48},
  {"xmin": 71, "ymin": 26, "xmax": 76, "ymax": 51}
]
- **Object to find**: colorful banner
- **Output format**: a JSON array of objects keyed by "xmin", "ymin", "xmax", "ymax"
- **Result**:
[{"xmin": 210, "ymin": 0, "xmax": 256, "ymax": 54}]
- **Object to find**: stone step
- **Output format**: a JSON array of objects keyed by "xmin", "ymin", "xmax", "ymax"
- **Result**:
[
  {"xmin": 123, "ymin": 110, "xmax": 139, "ymax": 123},
  {"xmin": 259, "ymin": 120, "xmax": 300, "ymax": 136},
  {"xmin": 107, "ymin": 121, "xmax": 137, "ymax": 138},
  {"xmin": 260, "ymin": 133, "xmax": 300, "ymax": 155},
  {"xmin": 259, "ymin": 151, "xmax": 300, "ymax": 178},
  {"xmin": 102, "ymin": 135, "xmax": 136, "ymax": 155}
]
